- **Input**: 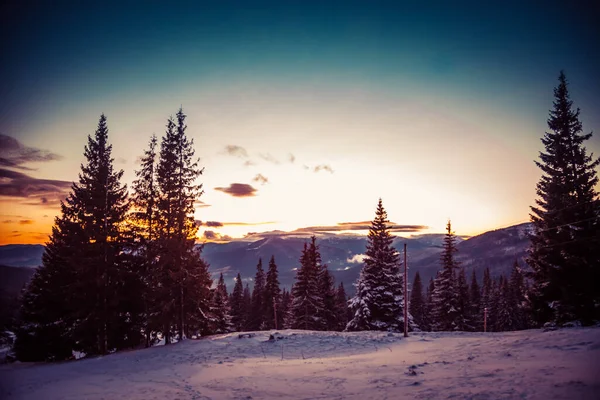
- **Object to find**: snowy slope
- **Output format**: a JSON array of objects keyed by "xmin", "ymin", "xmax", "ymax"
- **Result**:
[{"xmin": 1, "ymin": 327, "xmax": 598, "ymax": 399}]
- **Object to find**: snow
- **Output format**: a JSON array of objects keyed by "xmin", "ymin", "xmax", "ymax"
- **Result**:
[{"xmin": 1, "ymin": 328, "xmax": 599, "ymax": 399}]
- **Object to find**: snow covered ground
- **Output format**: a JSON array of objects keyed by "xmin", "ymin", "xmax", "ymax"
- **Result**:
[{"xmin": 1, "ymin": 327, "xmax": 599, "ymax": 399}]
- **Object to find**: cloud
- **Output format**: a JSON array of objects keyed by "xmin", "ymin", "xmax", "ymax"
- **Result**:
[
  {"xmin": 194, "ymin": 199, "xmax": 211, "ymax": 208},
  {"xmin": 202, "ymin": 230, "xmax": 233, "ymax": 242},
  {"xmin": 259, "ymin": 153, "xmax": 280, "ymax": 164},
  {"xmin": 2, "ymin": 220, "xmax": 14, "ymax": 224},
  {"xmin": 214, "ymin": 183, "xmax": 257, "ymax": 198},
  {"xmin": 19, "ymin": 219, "xmax": 33, "ymax": 225},
  {"xmin": 347, "ymin": 254, "xmax": 366, "ymax": 264},
  {"xmin": 223, "ymin": 145, "xmax": 248, "ymax": 158},
  {"xmin": 288, "ymin": 153, "xmax": 296, "ymax": 163},
  {"xmin": 252, "ymin": 174, "xmax": 269, "ymax": 185},
  {"xmin": 244, "ymin": 222, "xmax": 428, "ymax": 240},
  {"xmin": 243, "ymin": 160, "xmax": 256, "ymax": 167},
  {"xmin": 115, "ymin": 157, "xmax": 127, "ymax": 164},
  {"xmin": 0, "ymin": 168, "xmax": 72, "ymax": 207},
  {"xmin": 314, "ymin": 164, "xmax": 334, "ymax": 174},
  {"xmin": 196, "ymin": 220, "xmax": 276, "ymax": 228},
  {"xmin": 0, "ymin": 134, "xmax": 63, "ymax": 170}
]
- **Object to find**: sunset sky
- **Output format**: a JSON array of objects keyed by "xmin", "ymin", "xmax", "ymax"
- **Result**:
[{"xmin": 1, "ymin": 1, "xmax": 599, "ymax": 245}]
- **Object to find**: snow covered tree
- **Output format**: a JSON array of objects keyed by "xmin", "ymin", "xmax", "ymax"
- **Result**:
[
  {"xmin": 249, "ymin": 258, "xmax": 265, "ymax": 330},
  {"xmin": 230, "ymin": 273, "xmax": 245, "ymax": 331},
  {"xmin": 347, "ymin": 199, "xmax": 410, "ymax": 332},
  {"xmin": 432, "ymin": 220, "xmax": 460, "ymax": 331},
  {"xmin": 528, "ymin": 71, "xmax": 600, "ymax": 326},
  {"xmin": 210, "ymin": 273, "xmax": 231, "ymax": 333},
  {"xmin": 423, "ymin": 277, "xmax": 435, "ymax": 331},
  {"xmin": 262, "ymin": 256, "xmax": 282, "ymax": 330},
  {"xmin": 480, "ymin": 268, "xmax": 494, "ymax": 331},
  {"xmin": 409, "ymin": 271, "xmax": 426, "ymax": 330},
  {"xmin": 291, "ymin": 237, "xmax": 326, "ymax": 330},
  {"xmin": 335, "ymin": 282, "xmax": 350, "ymax": 331},
  {"xmin": 319, "ymin": 264, "xmax": 338, "ymax": 331},
  {"xmin": 280, "ymin": 287, "xmax": 293, "ymax": 329},
  {"xmin": 455, "ymin": 268, "xmax": 473, "ymax": 331},
  {"xmin": 16, "ymin": 114, "xmax": 137, "ymax": 360},
  {"xmin": 242, "ymin": 283, "xmax": 251, "ymax": 330},
  {"xmin": 470, "ymin": 270, "xmax": 482, "ymax": 331}
]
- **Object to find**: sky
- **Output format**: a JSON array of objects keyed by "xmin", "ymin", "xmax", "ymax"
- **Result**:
[{"xmin": 1, "ymin": 0, "xmax": 599, "ymax": 245}]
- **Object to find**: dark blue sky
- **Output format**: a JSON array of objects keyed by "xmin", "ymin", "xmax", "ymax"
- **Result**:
[{"xmin": 1, "ymin": 0, "xmax": 599, "ymax": 135}]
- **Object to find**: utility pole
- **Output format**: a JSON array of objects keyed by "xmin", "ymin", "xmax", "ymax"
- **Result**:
[
  {"xmin": 484, "ymin": 307, "xmax": 488, "ymax": 333},
  {"xmin": 273, "ymin": 297, "xmax": 278, "ymax": 330},
  {"xmin": 404, "ymin": 243, "xmax": 408, "ymax": 338}
]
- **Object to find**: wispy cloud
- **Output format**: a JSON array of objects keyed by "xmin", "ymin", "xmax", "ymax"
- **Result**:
[
  {"xmin": 288, "ymin": 153, "xmax": 296, "ymax": 163},
  {"xmin": 259, "ymin": 153, "xmax": 280, "ymax": 164},
  {"xmin": 0, "ymin": 168, "xmax": 71, "ymax": 207},
  {"xmin": 243, "ymin": 160, "xmax": 256, "ymax": 167},
  {"xmin": 202, "ymin": 230, "xmax": 233, "ymax": 242},
  {"xmin": 196, "ymin": 220, "xmax": 276, "ymax": 228},
  {"xmin": 214, "ymin": 183, "xmax": 257, "ymax": 198},
  {"xmin": 0, "ymin": 133, "xmax": 63, "ymax": 170},
  {"xmin": 19, "ymin": 219, "xmax": 34, "ymax": 225},
  {"xmin": 194, "ymin": 199, "xmax": 211, "ymax": 208},
  {"xmin": 314, "ymin": 164, "xmax": 334, "ymax": 174},
  {"xmin": 223, "ymin": 145, "xmax": 248, "ymax": 158},
  {"xmin": 252, "ymin": 173, "xmax": 269, "ymax": 185}
]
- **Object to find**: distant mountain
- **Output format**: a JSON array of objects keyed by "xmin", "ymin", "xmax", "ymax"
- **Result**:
[
  {"xmin": 0, "ymin": 245, "xmax": 45, "ymax": 268},
  {"xmin": 0, "ymin": 223, "xmax": 533, "ymax": 294}
]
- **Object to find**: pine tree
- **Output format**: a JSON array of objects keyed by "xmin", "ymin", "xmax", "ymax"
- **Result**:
[
  {"xmin": 509, "ymin": 260, "xmax": 530, "ymax": 330},
  {"xmin": 263, "ymin": 256, "xmax": 282, "ymax": 330},
  {"xmin": 431, "ymin": 220, "xmax": 460, "ymax": 331},
  {"xmin": 280, "ymin": 287, "xmax": 293, "ymax": 329},
  {"xmin": 230, "ymin": 273, "xmax": 245, "ymax": 331},
  {"xmin": 494, "ymin": 276, "xmax": 513, "ymax": 331},
  {"xmin": 423, "ymin": 278, "xmax": 435, "ymax": 331},
  {"xmin": 16, "ymin": 115, "xmax": 135, "ymax": 360},
  {"xmin": 242, "ymin": 283, "xmax": 251, "ymax": 330},
  {"xmin": 181, "ymin": 250, "xmax": 213, "ymax": 337},
  {"xmin": 291, "ymin": 237, "xmax": 326, "ymax": 330},
  {"xmin": 481, "ymin": 268, "xmax": 493, "ymax": 332},
  {"xmin": 319, "ymin": 265, "xmax": 338, "ymax": 331},
  {"xmin": 455, "ymin": 268, "xmax": 473, "ymax": 331},
  {"xmin": 409, "ymin": 272, "xmax": 425, "ymax": 330},
  {"xmin": 470, "ymin": 270, "xmax": 482, "ymax": 331},
  {"xmin": 335, "ymin": 282, "xmax": 349, "ymax": 331},
  {"xmin": 129, "ymin": 134, "xmax": 159, "ymax": 346},
  {"xmin": 210, "ymin": 273, "xmax": 232, "ymax": 333},
  {"xmin": 528, "ymin": 71, "xmax": 600, "ymax": 326},
  {"xmin": 155, "ymin": 108, "xmax": 206, "ymax": 342},
  {"xmin": 347, "ymin": 199, "xmax": 410, "ymax": 331},
  {"xmin": 249, "ymin": 258, "xmax": 265, "ymax": 330}
]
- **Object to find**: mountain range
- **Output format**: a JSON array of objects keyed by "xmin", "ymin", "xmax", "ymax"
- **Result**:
[{"xmin": 0, "ymin": 223, "xmax": 532, "ymax": 295}]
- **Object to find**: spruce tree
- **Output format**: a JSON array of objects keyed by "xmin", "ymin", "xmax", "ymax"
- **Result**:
[
  {"xmin": 470, "ymin": 270, "xmax": 482, "ymax": 331},
  {"xmin": 509, "ymin": 260, "xmax": 529, "ymax": 330},
  {"xmin": 210, "ymin": 273, "xmax": 231, "ymax": 333},
  {"xmin": 291, "ymin": 237, "xmax": 326, "ymax": 330},
  {"xmin": 155, "ymin": 108, "xmax": 207, "ymax": 342},
  {"xmin": 347, "ymin": 199, "xmax": 410, "ymax": 331},
  {"xmin": 16, "ymin": 115, "xmax": 134, "ymax": 360},
  {"xmin": 528, "ymin": 71, "xmax": 600, "ymax": 326},
  {"xmin": 423, "ymin": 278, "xmax": 435, "ymax": 331},
  {"xmin": 242, "ymin": 283, "xmax": 251, "ymax": 330},
  {"xmin": 263, "ymin": 256, "xmax": 282, "ymax": 330},
  {"xmin": 249, "ymin": 258, "xmax": 265, "ymax": 330},
  {"xmin": 481, "ymin": 268, "xmax": 493, "ymax": 331},
  {"xmin": 230, "ymin": 273, "xmax": 245, "ymax": 331},
  {"xmin": 335, "ymin": 282, "xmax": 349, "ymax": 331},
  {"xmin": 319, "ymin": 265, "xmax": 338, "ymax": 331},
  {"xmin": 409, "ymin": 271, "xmax": 425, "ymax": 330},
  {"xmin": 455, "ymin": 268, "xmax": 473, "ymax": 331},
  {"xmin": 280, "ymin": 287, "xmax": 293, "ymax": 329},
  {"xmin": 129, "ymin": 134, "xmax": 159, "ymax": 346},
  {"xmin": 431, "ymin": 220, "xmax": 460, "ymax": 331}
]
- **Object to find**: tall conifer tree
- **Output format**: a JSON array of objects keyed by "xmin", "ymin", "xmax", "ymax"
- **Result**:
[
  {"xmin": 249, "ymin": 258, "xmax": 265, "ymax": 330},
  {"xmin": 263, "ymin": 256, "xmax": 282, "ymax": 330},
  {"xmin": 432, "ymin": 221, "xmax": 460, "ymax": 331},
  {"xmin": 528, "ymin": 72, "xmax": 600, "ymax": 325}
]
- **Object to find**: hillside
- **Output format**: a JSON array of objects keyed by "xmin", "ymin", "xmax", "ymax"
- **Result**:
[
  {"xmin": 0, "ymin": 265, "xmax": 35, "ymax": 330},
  {"xmin": 0, "ymin": 327, "xmax": 598, "ymax": 399}
]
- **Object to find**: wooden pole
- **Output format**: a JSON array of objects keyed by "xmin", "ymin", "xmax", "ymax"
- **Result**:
[
  {"xmin": 484, "ymin": 307, "xmax": 487, "ymax": 332},
  {"xmin": 404, "ymin": 243, "xmax": 408, "ymax": 338}
]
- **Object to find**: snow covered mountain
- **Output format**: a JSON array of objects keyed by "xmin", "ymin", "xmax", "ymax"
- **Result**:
[{"xmin": 0, "ymin": 223, "xmax": 532, "ymax": 293}]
